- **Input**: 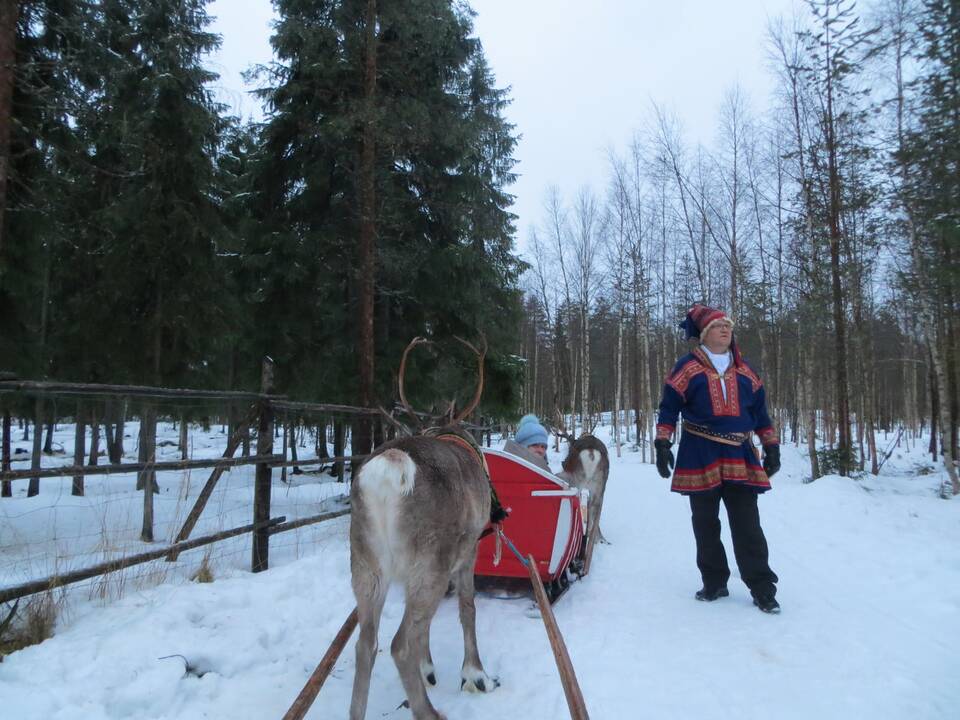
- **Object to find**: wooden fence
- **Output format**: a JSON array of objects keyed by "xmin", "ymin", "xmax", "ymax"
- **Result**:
[{"xmin": 0, "ymin": 360, "xmax": 382, "ymax": 605}]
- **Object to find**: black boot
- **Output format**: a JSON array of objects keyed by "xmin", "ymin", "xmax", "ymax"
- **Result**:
[
  {"xmin": 753, "ymin": 594, "xmax": 781, "ymax": 614},
  {"xmin": 695, "ymin": 586, "xmax": 729, "ymax": 602}
]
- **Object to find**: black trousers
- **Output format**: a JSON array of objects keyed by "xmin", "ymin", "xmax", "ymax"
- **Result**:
[{"xmin": 689, "ymin": 482, "xmax": 778, "ymax": 597}]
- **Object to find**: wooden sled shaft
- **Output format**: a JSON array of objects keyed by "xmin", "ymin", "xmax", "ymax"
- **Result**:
[
  {"xmin": 282, "ymin": 607, "xmax": 359, "ymax": 720},
  {"xmin": 526, "ymin": 554, "xmax": 590, "ymax": 720}
]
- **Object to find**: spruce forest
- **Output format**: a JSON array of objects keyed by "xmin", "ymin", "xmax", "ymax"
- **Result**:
[{"xmin": 0, "ymin": 0, "xmax": 956, "ymax": 491}]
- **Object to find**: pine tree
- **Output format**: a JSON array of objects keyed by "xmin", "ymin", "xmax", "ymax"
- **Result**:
[
  {"xmin": 0, "ymin": 0, "xmax": 17, "ymax": 262},
  {"xmin": 0, "ymin": 0, "xmax": 85, "ymax": 378},
  {"xmin": 66, "ymin": 0, "xmax": 228, "ymax": 386},
  {"xmin": 247, "ymin": 0, "xmax": 523, "ymax": 413}
]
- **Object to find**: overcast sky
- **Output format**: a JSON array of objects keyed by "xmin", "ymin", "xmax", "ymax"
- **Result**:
[{"xmin": 207, "ymin": 0, "xmax": 798, "ymax": 253}]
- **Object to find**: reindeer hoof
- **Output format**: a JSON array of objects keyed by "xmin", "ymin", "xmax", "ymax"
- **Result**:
[{"xmin": 460, "ymin": 667, "xmax": 498, "ymax": 693}]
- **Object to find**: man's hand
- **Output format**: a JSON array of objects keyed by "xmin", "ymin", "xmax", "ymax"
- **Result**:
[
  {"xmin": 655, "ymin": 438, "xmax": 674, "ymax": 479},
  {"xmin": 763, "ymin": 445, "xmax": 781, "ymax": 478}
]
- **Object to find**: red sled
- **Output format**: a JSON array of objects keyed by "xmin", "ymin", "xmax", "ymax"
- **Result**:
[{"xmin": 475, "ymin": 448, "xmax": 586, "ymax": 587}]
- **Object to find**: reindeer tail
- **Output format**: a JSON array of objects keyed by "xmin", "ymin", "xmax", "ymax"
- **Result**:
[{"xmin": 358, "ymin": 448, "xmax": 417, "ymax": 501}]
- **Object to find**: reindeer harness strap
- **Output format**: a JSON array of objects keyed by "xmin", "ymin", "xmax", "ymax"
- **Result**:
[{"xmin": 429, "ymin": 430, "xmax": 508, "ymax": 526}]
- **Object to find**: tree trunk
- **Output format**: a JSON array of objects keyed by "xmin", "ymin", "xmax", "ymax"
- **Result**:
[
  {"xmin": 580, "ymin": 303, "xmax": 590, "ymax": 431},
  {"xmin": 929, "ymin": 344, "xmax": 939, "ymax": 462},
  {"xmin": 136, "ymin": 412, "xmax": 159, "ymax": 494},
  {"xmin": 140, "ymin": 407, "xmax": 157, "ymax": 541},
  {"xmin": 280, "ymin": 422, "xmax": 289, "ymax": 484},
  {"xmin": 803, "ymin": 347, "xmax": 820, "ymax": 481},
  {"xmin": 946, "ymin": 308, "xmax": 959, "ymax": 462},
  {"xmin": 632, "ymin": 305, "xmax": 643, "ymax": 457},
  {"xmin": 42, "ymin": 421, "xmax": 53, "ymax": 454},
  {"xmin": 1, "ymin": 409, "xmax": 11, "ymax": 497},
  {"xmin": 88, "ymin": 410, "xmax": 100, "ymax": 467},
  {"xmin": 110, "ymin": 401, "xmax": 126, "ymax": 463},
  {"xmin": 103, "ymin": 403, "xmax": 116, "ymax": 460},
  {"xmin": 290, "ymin": 422, "xmax": 302, "ymax": 474},
  {"xmin": 929, "ymin": 331, "xmax": 960, "ymax": 496},
  {"xmin": 354, "ymin": 0, "xmax": 378, "ymax": 459},
  {"xmin": 317, "ymin": 422, "xmax": 330, "ymax": 459},
  {"xmin": 332, "ymin": 420, "xmax": 345, "ymax": 481},
  {"xmin": 531, "ymin": 317, "xmax": 539, "ymax": 416},
  {"xmin": 0, "ymin": 1, "xmax": 17, "ymax": 259},
  {"xmin": 179, "ymin": 415, "xmax": 188, "ymax": 461},
  {"xmin": 614, "ymin": 313, "xmax": 623, "ymax": 458}
]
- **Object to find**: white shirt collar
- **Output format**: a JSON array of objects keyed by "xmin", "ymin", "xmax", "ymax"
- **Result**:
[{"xmin": 700, "ymin": 345, "xmax": 732, "ymax": 373}]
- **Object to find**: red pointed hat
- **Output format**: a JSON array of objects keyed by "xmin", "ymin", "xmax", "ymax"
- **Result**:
[{"xmin": 679, "ymin": 303, "xmax": 732, "ymax": 340}]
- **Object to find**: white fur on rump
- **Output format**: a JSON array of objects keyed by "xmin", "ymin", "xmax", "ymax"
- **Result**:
[
  {"xmin": 579, "ymin": 449, "xmax": 600, "ymax": 485},
  {"xmin": 360, "ymin": 448, "xmax": 417, "ymax": 498},
  {"xmin": 357, "ymin": 448, "xmax": 418, "ymax": 580}
]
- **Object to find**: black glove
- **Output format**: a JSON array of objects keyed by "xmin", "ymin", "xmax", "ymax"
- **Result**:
[
  {"xmin": 763, "ymin": 444, "xmax": 781, "ymax": 478},
  {"xmin": 655, "ymin": 438, "xmax": 674, "ymax": 478}
]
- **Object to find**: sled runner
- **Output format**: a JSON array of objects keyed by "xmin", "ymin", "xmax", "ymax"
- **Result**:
[{"xmin": 475, "ymin": 448, "xmax": 586, "ymax": 596}]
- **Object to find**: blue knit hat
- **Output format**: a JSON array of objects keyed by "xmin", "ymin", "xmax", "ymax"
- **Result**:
[{"xmin": 515, "ymin": 414, "xmax": 548, "ymax": 448}]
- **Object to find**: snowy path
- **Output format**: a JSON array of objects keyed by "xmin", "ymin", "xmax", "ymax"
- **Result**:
[{"xmin": 2, "ymin": 439, "xmax": 958, "ymax": 719}]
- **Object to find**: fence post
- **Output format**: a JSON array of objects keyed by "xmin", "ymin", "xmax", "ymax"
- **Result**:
[
  {"xmin": 88, "ymin": 405, "xmax": 100, "ymax": 467},
  {"xmin": 280, "ymin": 420, "xmax": 288, "ymax": 484},
  {"xmin": 140, "ymin": 406, "xmax": 157, "ymax": 542},
  {"xmin": 27, "ymin": 397, "xmax": 43, "ymax": 496},
  {"xmin": 1, "ymin": 409, "xmax": 11, "ymax": 497},
  {"xmin": 252, "ymin": 357, "xmax": 275, "ymax": 573},
  {"xmin": 334, "ymin": 420, "xmax": 346, "ymax": 483},
  {"xmin": 72, "ymin": 402, "xmax": 85, "ymax": 496}
]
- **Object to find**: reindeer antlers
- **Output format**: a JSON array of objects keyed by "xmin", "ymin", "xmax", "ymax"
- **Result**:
[
  {"xmin": 394, "ymin": 335, "xmax": 487, "ymax": 428},
  {"xmin": 551, "ymin": 408, "xmax": 576, "ymax": 442},
  {"xmin": 451, "ymin": 335, "xmax": 487, "ymax": 424},
  {"xmin": 398, "ymin": 337, "xmax": 431, "ymax": 430}
]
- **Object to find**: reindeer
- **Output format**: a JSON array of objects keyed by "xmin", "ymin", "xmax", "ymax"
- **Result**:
[
  {"xmin": 349, "ymin": 338, "xmax": 496, "ymax": 720},
  {"xmin": 554, "ymin": 413, "xmax": 611, "ymax": 552}
]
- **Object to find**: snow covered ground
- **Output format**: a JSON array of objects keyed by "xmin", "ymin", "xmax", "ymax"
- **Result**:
[
  {"xmin": 1, "ymin": 423, "xmax": 958, "ymax": 719},
  {"xmin": 0, "ymin": 422, "xmax": 350, "ymax": 597}
]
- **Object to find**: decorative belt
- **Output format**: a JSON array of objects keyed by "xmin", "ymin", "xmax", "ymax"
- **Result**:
[{"xmin": 682, "ymin": 421, "xmax": 751, "ymax": 447}]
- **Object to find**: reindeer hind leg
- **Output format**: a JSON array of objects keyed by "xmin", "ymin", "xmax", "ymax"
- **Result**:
[
  {"xmin": 392, "ymin": 575, "xmax": 448, "ymax": 720},
  {"xmin": 349, "ymin": 561, "xmax": 388, "ymax": 720}
]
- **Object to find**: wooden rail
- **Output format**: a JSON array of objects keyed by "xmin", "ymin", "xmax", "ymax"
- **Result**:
[
  {"xmin": 0, "ymin": 379, "xmax": 277, "ymax": 402},
  {"xmin": 0, "ymin": 454, "xmax": 284, "ymax": 482},
  {"xmin": 267, "ymin": 508, "xmax": 351, "ymax": 535},
  {"xmin": 0, "ymin": 517, "xmax": 287, "ymax": 605}
]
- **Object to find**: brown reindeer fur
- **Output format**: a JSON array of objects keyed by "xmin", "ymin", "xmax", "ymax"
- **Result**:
[
  {"xmin": 557, "ymin": 434, "xmax": 611, "ymax": 546},
  {"xmin": 349, "ymin": 430, "xmax": 495, "ymax": 720}
]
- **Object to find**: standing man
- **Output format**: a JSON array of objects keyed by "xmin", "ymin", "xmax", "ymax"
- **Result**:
[{"xmin": 655, "ymin": 304, "xmax": 782, "ymax": 613}]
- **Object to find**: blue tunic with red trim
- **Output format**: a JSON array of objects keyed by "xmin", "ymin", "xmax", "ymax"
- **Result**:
[{"xmin": 656, "ymin": 346, "xmax": 778, "ymax": 494}]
